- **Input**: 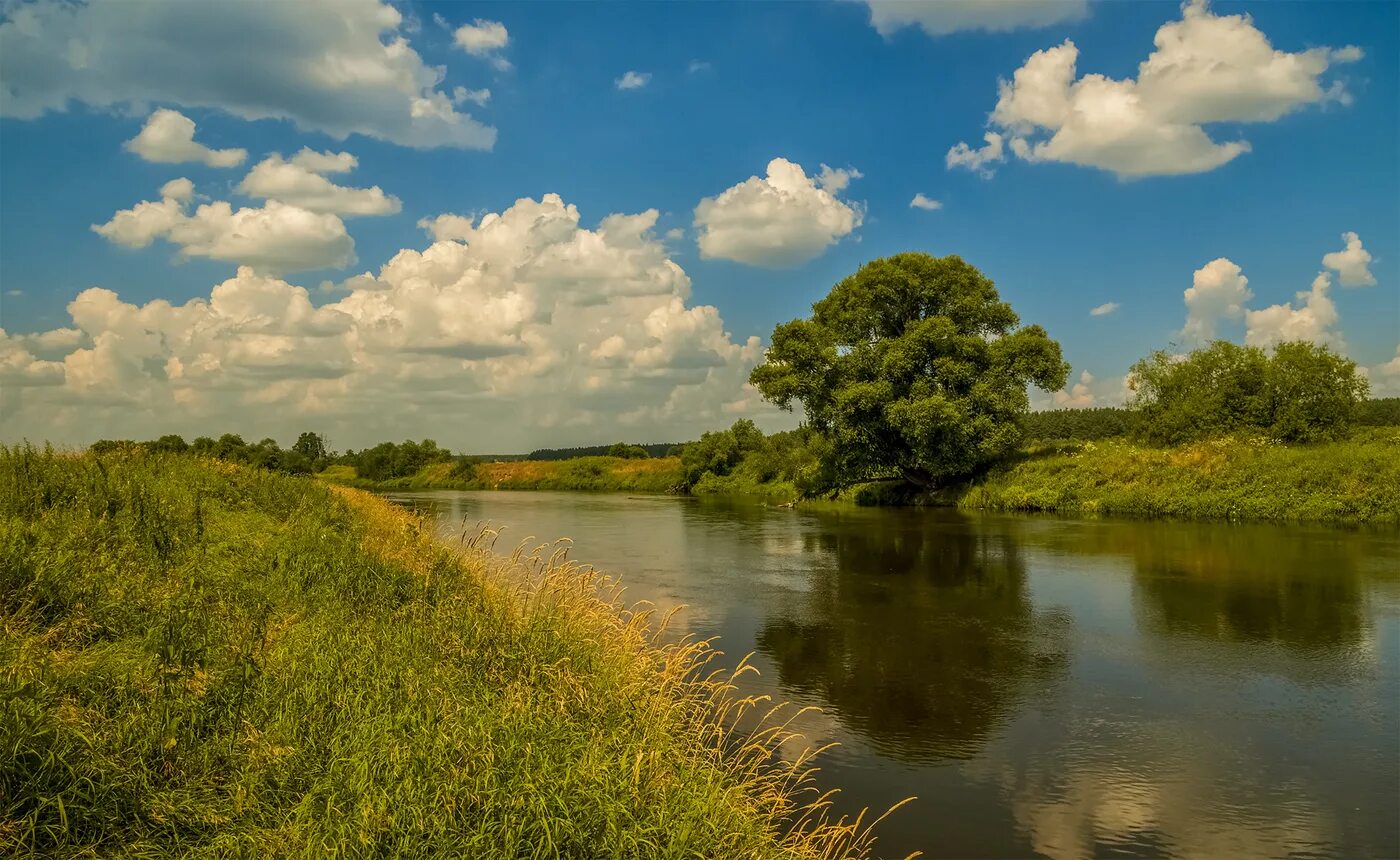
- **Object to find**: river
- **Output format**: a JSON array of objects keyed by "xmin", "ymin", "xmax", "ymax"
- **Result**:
[{"xmin": 384, "ymin": 490, "xmax": 1400, "ymax": 860}]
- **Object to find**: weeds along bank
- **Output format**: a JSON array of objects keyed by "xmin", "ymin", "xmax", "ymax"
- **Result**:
[
  {"xmin": 0, "ymin": 446, "xmax": 891, "ymax": 858},
  {"xmin": 955, "ymin": 429, "xmax": 1400, "ymax": 523}
]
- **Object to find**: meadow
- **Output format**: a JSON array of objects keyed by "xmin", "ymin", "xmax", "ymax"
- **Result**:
[{"xmin": 0, "ymin": 445, "xmax": 894, "ymax": 858}]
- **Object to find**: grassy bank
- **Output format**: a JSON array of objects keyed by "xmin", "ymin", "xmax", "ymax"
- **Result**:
[
  {"xmin": 323, "ymin": 431, "xmax": 1400, "ymax": 524},
  {"xmin": 676, "ymin": 429, "xmax": 1400, "ymax": 524},
  {"xmin": 0, "ymin": 446, "xmax": 890, "ymax": 857},
  {"xmin": 955, "ymin": 428, "xmax": 1400, "ymax": 523},
  {"xmin": 321, "ymin": 456, "xmax": 684, "ymax": 494}
]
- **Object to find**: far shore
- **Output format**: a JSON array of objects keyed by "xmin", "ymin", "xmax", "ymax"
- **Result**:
[{"xmin": 319, "ymin": 427, "xmax": 1400, "ymax": 526}]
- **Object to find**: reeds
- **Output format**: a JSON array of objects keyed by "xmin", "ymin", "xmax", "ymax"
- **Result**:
[{"xmin": 0, "ymin": 444, "xmax": 905, "ymax": 858}]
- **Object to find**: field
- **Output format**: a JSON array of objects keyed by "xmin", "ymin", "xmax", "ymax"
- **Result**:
[{"xmin": 0, "ymin": 446, "xmax": 893, "ymax": 858}]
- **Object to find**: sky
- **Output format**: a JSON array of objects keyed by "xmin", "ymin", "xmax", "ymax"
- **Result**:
[{"xmin": 1, "ymin": 0, "xmax": 1397, "ymax": 451}]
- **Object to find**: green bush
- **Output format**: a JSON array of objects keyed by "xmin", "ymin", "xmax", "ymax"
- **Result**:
[{"xmin": 1129, "ymin": 340, "xmax": 1368, "ymax": 444}]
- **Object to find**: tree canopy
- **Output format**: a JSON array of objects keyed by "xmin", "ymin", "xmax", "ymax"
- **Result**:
[
  {"xmin": 749, "ymin": 253, "xmax": 1067, "ymax": 490},
  {"xmin": 1129, "ymin": 340, "xmax": 1370, "ymax": 444}
]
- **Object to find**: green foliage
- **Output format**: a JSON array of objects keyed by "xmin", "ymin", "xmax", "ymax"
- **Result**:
[
  {"xmin": 957, "ymin": 429, "xmax": 1400, "ymax": 523},
  {"xmin": 91, "ymin": 432, "xmax": 324, "ymax": 476},
  {"xmin": 292, "ymin": 431, "xmax": 329, "ymax": 467},
  {"xmin": 148, "ymin": 434, "xmax": 191, "ymax": 454},
  {"xmin": 1356, "ymin": 397, "xmax": 1400, "ymax": 426},
  {"xmin": 606, "ymin": 442, "xmax": 650, "ymax": 459},
  {"xmin": 0, "ymin": 447, "xmax": 882, "ymax": 858},
  {"xmin": 681, "ymin": 419, "xmax": 767, "ymax": 488},
  {"xmin": 750, "ymin": 253, "xmax": 1068, "ymax": 491},
  {"xmin": 1022, "ymin": 407, "xmax": 1136, "ymax": 441},
  {"xmin": 1129, "ymin": 340, "xmax": 1369, "ymax": 445},
  {"xmin": 674, "ymin": 423, "xmax": 832, "ymax": 499},
  {"xmin": 528, "ymin": 443, "xmax": 676, "ymax": 460},
  {"xmin": 321, "ymin": 456, "xmax": 684, "ymax": 494},
  {"xmin": 342, "ymin": 439, "xmax": 455, "ymax": 481}
]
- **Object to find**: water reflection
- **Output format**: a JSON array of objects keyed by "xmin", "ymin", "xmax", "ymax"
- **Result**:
[
  {"xmin": 960, "ymin": 516, "xmax": 1399, "ymax": 860},
  {"xmin": 1006, "ymin": 518, "xmax": 1390, "ymax": 687},
  {"xmin": 387, "ymin": 491, "xmax": 1400, "ymax": 860},
  {"xmin": 757, "ymin": 511, "xmax": 1071, "ymax": 762}
]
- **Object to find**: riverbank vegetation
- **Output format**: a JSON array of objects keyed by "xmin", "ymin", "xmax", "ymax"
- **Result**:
[
  {"xmin": 0, "ymin": 445, "xmax": 894, "ymax": 857},
  {"xmin": 528, "ymin": 442, "xmax": 679, "ymax": 461},
  {"xmin": 322, "ymin": 456, "xmax": 684, "ymax": 493},
  {"xmin": 957, "ymin": 429, "xmax": 1400, "ymax": 523}
]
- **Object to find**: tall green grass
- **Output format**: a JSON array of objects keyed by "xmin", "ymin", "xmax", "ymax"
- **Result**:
[
  {"xmin": 0, "ymin": 446, "xmax": 897, "ymax": 858},
  {"xmin": 955, "ymin": 428, "xmax": 1400, "ymax": 523}
]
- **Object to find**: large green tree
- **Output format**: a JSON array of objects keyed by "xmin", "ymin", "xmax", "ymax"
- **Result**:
[{"xmin": 749, "ymin": 253, "xmax": 1068, "ymax": 490}]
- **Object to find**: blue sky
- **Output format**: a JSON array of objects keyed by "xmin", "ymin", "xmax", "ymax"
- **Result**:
[{"xmin": 1, "ymin": 0, "xmax": 1396, "ymax": 449}]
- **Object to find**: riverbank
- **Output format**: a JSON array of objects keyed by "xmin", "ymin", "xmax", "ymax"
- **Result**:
[
  {"xmin": 675, "ymin": 430, "xmax": 1400, "ymax": 524},
  {"xmin": 0, "ymin": 446, "xmax": 885, "ymax": 857},
  {"xmin": 690, "ymin": 429, "xmax": 1400, "ymax": 524},
  {"xmin": 954, "ymin": 429, "xmax": 1400, "ymax": 523},
  {"xmin": 321, "ymin": 455, "xmax": 683, "ymax": 493},
  {"xmin": 318, "ymin": 430, "xmax": 1400, "ymax": 524}
]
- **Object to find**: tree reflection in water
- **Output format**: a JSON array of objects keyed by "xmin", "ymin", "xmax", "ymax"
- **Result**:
[
  {"xmin": 756, "ymin": 510, "xmax": 1071, "ymax": 762},
  {"xmin": 1007, "ymin": 517, "xmax": 1386, "ymax": 683}
]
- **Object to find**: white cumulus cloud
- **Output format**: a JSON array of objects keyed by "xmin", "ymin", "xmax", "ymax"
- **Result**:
[
  {"xmin": 93, "ymin": 181, "xmax": 354, "ymax": 274},
  {"xmin": 1179, "ymin": 233, "xmax": 1377, "ymax": 352},
  {"xmin": 8, "ymin": 195, "xmax": 779, "ymax": 449},
  {"xmin": 616, "ymin": 71, "xmax": 652, "ymax": 91},
  {"xmin": 945, "ymin": 132, "xmax": 1005, "ymax": 177},
  {"xmin": 125, "ymin": 109, "xmax": 247, "ymax": 167},
  {"xmin": 694, "ymin": 158, "xmax": 864, "ymax": 267},
  {"xmin": 0, "ymin": 0, "xmax": 495, "ymax": 150},
  {"xmin": 1244, "ymin": 272, "xmax": 1342, "ymax": 350},
  {"xmin": 1052, "ymin": 370, "xmax": 1097, "ymax": 409},
  {"xmin": 862, "ymin": 0, "xmax": 1088, "ymax": 37},
  {"xmin": 238, "ymin": 149, "xmax": 401, "ymax": 217},
  {"xmin": 1366, "ymin": 346, "xmax": 1400, "ymax": 396},
  {"xmin": 947, "ymin": 0, "xmax": 1361, "ymax": 178},
  {"xmin": 1321, "ymin": 231, "xmax": 1376, "ymax": 287},
  {"xmin": 1090, "ymin": 302, "xmax": 1119, "ymax": 317},
  {"xmin": 1182, "ymin": 258, "xmax": 1252, "ymax": 343},
  {"xmin": 453, "ymin": 19, "xmax": 511, "ymax": 71},
  {"xmin": 910, "ymin": 193, "xmax": 943, "ymax": 211},
  {"xmin": 452, "ymin": 87, "xmax": 492, "ymax": 106}
]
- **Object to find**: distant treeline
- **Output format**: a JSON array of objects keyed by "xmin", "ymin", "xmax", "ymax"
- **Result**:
[
  {"xmin": 88, "ymin": 433, "xmax": 476, "ymax": 483},
  {"xmin": 90, "ymin": 433, "xmax": 331, "ymax": 475},
  {"xmin": 1021, "ymin": 407, "xmax": 1136, "ymax": 441},
  {"xmin": 527, "ymin": 442, "xmax": 679, "ymax": 460},
  {"xmin": 1357, "ymin": 397, "xmax": 1400, "ymax": 426},
  {"xmin": 84, "ymin": 433, "xmax": 682, "ymax": 483}
]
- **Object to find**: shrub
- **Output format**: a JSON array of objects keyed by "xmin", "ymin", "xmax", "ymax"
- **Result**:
[{"xmin": 1129, "ymin": 340, "xmax": 1368, "ymax": 445}]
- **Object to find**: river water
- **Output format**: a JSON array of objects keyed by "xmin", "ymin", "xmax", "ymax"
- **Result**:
[{"xmin": 384, "ymin": 490, "xmax": 1400, "ymax": 860}]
